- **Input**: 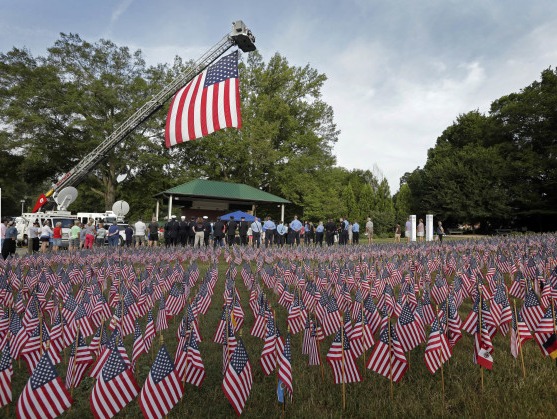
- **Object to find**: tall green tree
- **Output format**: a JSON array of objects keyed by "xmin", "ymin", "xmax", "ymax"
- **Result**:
[{"xmin": 0, "ymin": 34, "xmax": 175, "ymax": 213}]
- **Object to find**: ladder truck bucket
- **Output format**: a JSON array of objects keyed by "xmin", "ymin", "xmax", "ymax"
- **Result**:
[{"xmin": 231, "ymin": 20, "xmax": 256, "ymax": 52}]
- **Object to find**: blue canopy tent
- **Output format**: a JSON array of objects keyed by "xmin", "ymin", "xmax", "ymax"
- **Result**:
[{"xmin": 219, "ymin": 210, "xmax": 259, "ymax": 222}]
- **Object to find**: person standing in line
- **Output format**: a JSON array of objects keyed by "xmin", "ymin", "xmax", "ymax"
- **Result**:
[
  {"xmin": 417, "ymin": 218, "xmax": 425, "ymax": 242},
  {"xmin": 352, "ymin": 220, "xmax": 360, "ymax": 245},
  {"xmin": 0, "ymin": 218, "xmax": 7, "ymax": 251},
  {"xmin": 227, "ymin": 216, "xmax": 237, "ymax": 246},
  {"xmin": 276, "ymin": 220, "xmax": 287, "ymax": 247},
  {"xmin": 69, "ymin": 220, "xmax": 81, "ymax": 251},
  {"xmin": 405, "ymin": 217, "xmax": 412, "ymax": 244},
  {"xmin": 213, "ymin": 217, "xmax": 225, "ymax": 248},
  {"xmin": 1, "ymin": 220, "xmax": 17, "ymax": 260},
  {"xmin": 168, "ymin": 215, "xmax": 179, "ymax": 246},
  {"xmin": 179, "ymin": 216, "xmax": 189, "ymax": 247},
  {"xmin": 39, "ymin": 220, "xmax": 53, "ymax": 253},
  {"xmin": 52, "ymin": 222, "xmax": 62, "ymax": 252},
  {"xmin": 365, "ymin": 217, "xmax": 374, "ymax": 244},
  {"xmin": 134, "ymin": 218, "xmax": 146, "ymax": 248},
  {"xmin": 437, "ymin": 221, "xmax": 445, "ymax": 243},
  {"xmin": 148, "ymin": 217, "xmax": 159, "ymax": 247},
  {"xmin": 187, "ymin": 216, "xmax": 196, "ymax": 246},
  {"xmin": 348, "ymin": 222, "xmax": 353, "ymax": 244},
  {"xmin": 106, "ymin": 221, "xmax": 119, "ymax": 247},
  {"xmin": 192, "ymin": 217, "xmax": 205, "ymax": 248},
  {"xmin": 289, "ymin": 215, "xmax": 302, "ymax": 246},
  {"xmin": 395, "ymin": 224, "xmax": 401, "ymax": 242},
  {"xmin": 251, "ymin": 218, "xmax": 262, "ymax": 248},
  {"xmin": 96, "ymin": 223, "xmax": 107, "ymax": 246},
  {"xmin": 325, "ymin": 218, "xmax": 336, "ymax": 246},
  {"xmin": 84, "ymin": 219, "xmax": 96, "ymax": 249},
  {"xmin": 203, "ymin": 216, "xmax": 212, "ymax": 246},
  {"xmin": 27, "ymin": 221, "xmax": 39, "ymax": 254},
  {"xmin": 238, "ymin": 216, "xmax": 249, "ymax": 246},
  {"xmin": 315, "ymin": 221, "xmax": 324, "ymax": 247},
  {"xmin": 124, "ymin": 224, "xmax": 134, "ymax": 247},
  {"xmin": 263, "ymin": 216, "xmax": 276, "ymax": 248}
]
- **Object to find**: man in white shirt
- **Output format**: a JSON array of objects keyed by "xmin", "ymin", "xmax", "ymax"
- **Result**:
[
  {"xmin": 365, "ymin": 217, "xmax": 374, "ymax": 244},
  {"xmin": 134, "ymin": 218, "xmax": 147, "ymax": 247}
]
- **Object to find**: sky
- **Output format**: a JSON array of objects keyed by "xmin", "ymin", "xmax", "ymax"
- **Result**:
[{"xmin": 1, "ymin": 0, "xmax": 557, "ymax": 193}]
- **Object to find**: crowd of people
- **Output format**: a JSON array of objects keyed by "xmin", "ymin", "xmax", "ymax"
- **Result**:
[
  {"xmin": 158, "ymin": 214, "xmax": 376, "ymax": 249},
  {"xmin": 2, "ymin": 212, "xmax": 449, "ymax": 258}
]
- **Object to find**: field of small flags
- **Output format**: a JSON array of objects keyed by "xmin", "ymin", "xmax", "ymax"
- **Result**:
[{"xmin": 1, "ymin": 234, "xmax": 557, "ymax": 418}]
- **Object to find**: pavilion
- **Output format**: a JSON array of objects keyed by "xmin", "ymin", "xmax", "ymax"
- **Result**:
[{"xmin": 154, "ymin": 179, "xmax": 290, "ymax": 221}]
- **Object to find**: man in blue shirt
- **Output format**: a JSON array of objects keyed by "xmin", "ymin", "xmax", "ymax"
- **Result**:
[
  {"xmin": 315, "ymin": 221, "xmax": 324, "ymax": 247},
  {"xmin": 251, "ymin": 218, "xmax": 262, "ymax": 248},
  {"xmin": 1, "ymin": 220, "xmax": 17, "ymax": 260},
  {"xmin": 107, "ymin": 222, "xmax": 120, "ymax": 247},
  {"xmin": 263, "ymin": 216, "xmax": 276, "ymax": 248},
  {"xmin": 276, "ymin": 220, "xmax": 287, "ymax": 247},
  {"xmin": 289, "ymin": 215, "xmax": 303, "ymax": 246},
  {"xmin": 352, "ymin": 220, "xmax": 360, "ymax": 244}
]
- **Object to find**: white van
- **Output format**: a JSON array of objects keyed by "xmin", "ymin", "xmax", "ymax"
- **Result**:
[{"xmin": 17, "ymin": 211, "xmax": 77, "ymax": 248}]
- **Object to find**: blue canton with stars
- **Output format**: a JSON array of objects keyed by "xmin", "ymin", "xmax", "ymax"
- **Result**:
[
  {"xmin": 151, "ymin": 345, "xmax": 175, "ymax": 385},
  {"xmin": 30, "ymin": 353, "xmax": 58, "ymax": 390},
  {"xmin": 231, "ymin": 338, "xmax": 249, "ymax": 375},
  {"xmin": 204, "ymin": 51, "xmax": 239, "ymax": 88},
  {"xmin": 102, "ymin": 349, "xmax": 128, "ymax": 381}
]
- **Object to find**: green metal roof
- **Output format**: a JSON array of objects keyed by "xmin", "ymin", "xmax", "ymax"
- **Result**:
[{"xmin": 156, "ymin": 179, "xmax": 290, "ymax": 204}]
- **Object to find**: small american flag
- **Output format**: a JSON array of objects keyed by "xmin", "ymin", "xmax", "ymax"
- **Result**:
[
  {"xmin": 176, "ymin": 328, "xmax": 206, "ymax": 387},
  {"xmin": 66, "ymin": 331, "xmax": 93, "ymax": 390},
  {"xmin": 520, "ymin": 288, "xmax": 544, "ymax": 332},
  {"xmin": 16, "ymin": 351, "xmax": 73, "ymax": 418},
  {"xmin": 277, "ymin": 333, "xmax": 293, "ymax": 402},
  {"xmin": 424, "ymin": 315, "xmax": 451, "ymax": 374},
  {"xmin": 139, "ymin": 345, "xmax": 184, "ymax": 419},
  {"xmin": 366, "ymin": 321, "xmax": 408, "ymax": 383},
  {"xmin": 222, "ymin": 337, "xmax": 253, "ymax": 416},
  {"xmin": 0, "ymin": 342, "xmax": 13, "ymax": 408},
  {"xmin": 326, "ymin": 326, "xmax": 362, "ymax": 384},
  {"xmin": 90, "ymin": 347, "xmax": 139, "ymax": 419},
  {"xmin": 165, "ymin": 51, "xmax": 242, "ymax": 147}
]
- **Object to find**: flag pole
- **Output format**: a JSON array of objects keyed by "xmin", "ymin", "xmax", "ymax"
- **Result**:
[
  {"xmin": 513, "ymin": 300, "xmax": 526, "ymax": 378},
  {"xmin": 387, "ymin": 316, "xmax": 393, "ymax": 400},
  {"xmin": 361, "ymin": 303, "xmax": 366, "ymax": 373},
  {"xmin": 479, "ymin": 290, "xmax": 484, "ymax": 391},
  {"xmin": 70, "ymin": 325, "xmax": 80, "ymax": 399},
  {"xmin": 341, "ymin": 323, "xmax": 346, "ymax": 411},
  {"xmin": 551, "ymin": 298, "xmax": 557, "ymax": 367}
]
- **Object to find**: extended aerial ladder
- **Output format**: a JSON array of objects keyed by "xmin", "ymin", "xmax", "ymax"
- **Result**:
[{"xmin": 34, "ymin": 21, "xmax": 255, "ymax": 212}]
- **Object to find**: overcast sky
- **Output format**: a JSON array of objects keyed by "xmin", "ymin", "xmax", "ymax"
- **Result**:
[{"xmin": 2, "ymin": 0, "xmax": 556, "ymax": 193}]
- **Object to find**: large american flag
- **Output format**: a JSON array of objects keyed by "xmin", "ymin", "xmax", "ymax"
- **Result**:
[
  {"xmin": 222, "ymin": 337, "xmax": 253, "ymax": 416},
  {"xmin": 16, "ymin": 351, "xmax": 73, "ymax": 419},
  {"xmin": 139, "ymin": 345, "xmax": 184, "ymax": 419},
  {"xmin": 165, "ymin": 50, "xmax": 242, "ymax": 147}
]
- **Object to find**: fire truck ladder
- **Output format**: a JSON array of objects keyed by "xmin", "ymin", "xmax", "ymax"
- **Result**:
[{"xmin": 44, "ymin": 21, "xmax": 255, "ymax": 204}]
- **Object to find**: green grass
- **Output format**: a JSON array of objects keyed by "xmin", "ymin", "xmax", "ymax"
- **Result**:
[{"xmin": 5, "ymin": 253, "xmax": 557, "ymax": 418}]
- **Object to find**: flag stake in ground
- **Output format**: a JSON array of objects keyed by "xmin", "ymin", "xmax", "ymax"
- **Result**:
[
  {"xmin": 479, "ymin": 290, "xmax": 484, "ymax": 391},
  {"xmin": 513, "ymin": 300, "xmax": 526, "ymax": 378},
  {"xmin": 387, "ymin": 316, "xmax": 393, "ymax": 400}
]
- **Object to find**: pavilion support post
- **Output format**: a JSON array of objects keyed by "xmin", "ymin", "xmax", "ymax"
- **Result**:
[{"xmin": 168, "ymin": 195, "xmax": 173, "ymax": 220}]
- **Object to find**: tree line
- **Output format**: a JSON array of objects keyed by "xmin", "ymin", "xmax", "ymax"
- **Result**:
[
  {"xmin": 404, "ymin": 67, "xmax": 557, "ymax": 232},
  {"xmin": 1, "ymin": 34, "xmax": 555, "ymax": 233}
]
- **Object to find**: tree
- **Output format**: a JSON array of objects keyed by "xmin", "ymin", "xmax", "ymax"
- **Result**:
[
  {"xmin": 170, "ymin": 51, "xmax": 339, "ymax": 213},
  {"xmin": 358, "ymin": 183, "xmax": 375, "ymax": 222},
  {"xmin": 394, "ymin": 182, "xmax": 412, "ymax": 226},
  {"xmin": 0, "ymin": 34, "xmax": 175, "ymax": 213}
]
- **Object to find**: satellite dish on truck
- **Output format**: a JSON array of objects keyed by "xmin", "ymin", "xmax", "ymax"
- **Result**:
[
  {"xmin": 54, "ymin": 187, "xmax": 78, "ymax": 211},
  {"xmin": 112, "ymin": 200, "xmax": 130, "ymax": 217}
]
